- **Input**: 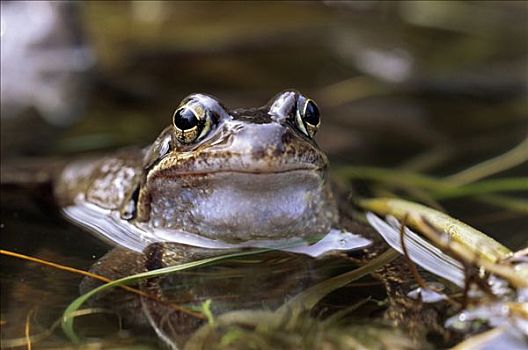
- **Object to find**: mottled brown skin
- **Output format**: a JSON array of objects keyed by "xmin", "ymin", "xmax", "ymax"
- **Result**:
[
  {"xmin": 55, "ymin": 148, "xmax": 143, "ymax": 210},
  {"xmin": 56, "ymin": 91, "xmax": 338, "ymax": 242}
]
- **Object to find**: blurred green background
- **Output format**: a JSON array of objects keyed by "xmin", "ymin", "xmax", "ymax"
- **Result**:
[
  {"xmin": 1, "ymin": 1, "xmax": 527, "ymax": 348},
  {"xmin": 3, "ymin": 1, "xmax": 527, "ymax": 167}
]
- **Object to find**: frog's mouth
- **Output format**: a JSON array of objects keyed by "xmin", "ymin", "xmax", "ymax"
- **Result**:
[
  {"xmin": 162, "ymin": 166, "xmax": 324, "ymax": 178},
  {"xmin": 148, "ymin": 160, "xmax": 326, "ymax": 182},
  {"xmin": 202, "ymin": 167, "xmax": 324, "ymax": 184},
  {"xmin": 146, "ymin": 135, "xmax": 328, "ymax": 180},
  {"xmin": 148, "ymin": 166, "xmax": 328, "ymax": 198}
]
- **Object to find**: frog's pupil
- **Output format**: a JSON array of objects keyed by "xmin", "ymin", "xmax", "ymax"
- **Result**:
[
  {"xmin": 174, "ymin": 108, "xmax": 198, "ymax": 130},
  {"xmin": 304, "ymin": 101, "xmax": 319, "ymax": 126}
]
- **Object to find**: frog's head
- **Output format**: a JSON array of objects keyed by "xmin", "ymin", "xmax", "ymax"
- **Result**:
[{"xmin": 140, "ymin": 91, "xmax": 338, "ymax": 242}]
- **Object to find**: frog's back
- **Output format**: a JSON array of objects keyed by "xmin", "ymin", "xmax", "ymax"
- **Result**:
[{"xmin": 54, "ymin": 147, "xmax": 144, "ymax": 210}]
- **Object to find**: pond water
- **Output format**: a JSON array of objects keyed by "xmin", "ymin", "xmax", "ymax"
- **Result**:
[{"xmin": 1, "ymin": 2, "xmax": 527, "ymax": 349}]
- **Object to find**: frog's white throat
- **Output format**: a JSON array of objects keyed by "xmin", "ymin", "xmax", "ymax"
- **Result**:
[{"xmin": 146, "ymin": 170, "xmax": 338, "ymax": 242}]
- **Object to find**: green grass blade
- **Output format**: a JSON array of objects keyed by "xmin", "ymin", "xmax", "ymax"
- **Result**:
[{"xmin": 62, "ymin": 248, "xmax": 270, "ymax": 343}]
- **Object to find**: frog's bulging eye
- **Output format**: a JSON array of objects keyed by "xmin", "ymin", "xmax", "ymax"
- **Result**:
[
  {"xmin": 303, "ymin": 100, "xmax": 320, "ymax": 127},
  {"xmin": 174, "ymin": 107, "xmax": 199, "ymax": 131},
  {"xmin": 173, "ymin": 103, "xmax": 213, "ymax": 144},
  {"xmin": 295, "ymin": 98, "xmax": 320, "ymax": 137}
]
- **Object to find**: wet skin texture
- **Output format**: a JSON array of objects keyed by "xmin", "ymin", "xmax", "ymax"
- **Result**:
[{"xmin": 56, "ymin": 91, "xmax": 339, "ymax": 243}]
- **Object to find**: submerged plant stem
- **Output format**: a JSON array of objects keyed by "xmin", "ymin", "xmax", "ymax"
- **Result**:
[
  {"xmin": 25, "ymin": 309, "xmax": 33, "ymax": 350},
  {"xmin": 1, "ymin": 309, "xmax": 118, "ymax": 349}
]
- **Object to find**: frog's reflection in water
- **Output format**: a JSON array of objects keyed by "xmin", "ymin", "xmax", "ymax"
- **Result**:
[{"xmin": 81, "ymin": 243, "xmax": 362, "ymax": 348}]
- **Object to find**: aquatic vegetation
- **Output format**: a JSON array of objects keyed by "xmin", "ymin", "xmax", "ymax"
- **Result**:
[
  {"xmin": 347, "ymin": 140, "xmax": 528, "ymax": 349},
  {"xmin": 1, "ymin": 3, "xmax": 526, "ymax": 348},
  {"xmin": 2, "ymin": 137, "xmax": 526, "ymax": 349},
  {"xmin": 60, "ymin": 249, "xmax": 273, "ymax": 343}
]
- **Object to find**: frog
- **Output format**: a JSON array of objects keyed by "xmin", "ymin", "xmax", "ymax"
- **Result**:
[
  {"xmin": 51, "ymin": 90, "xmax": 453, "ymax": 347},
  {"xmin": 55, "ymin": 90, "xmax": 371, "ymax": 255},
  {"xmin": 52, "ymin": 91, "xmax": 383, "ymax": 346}
]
